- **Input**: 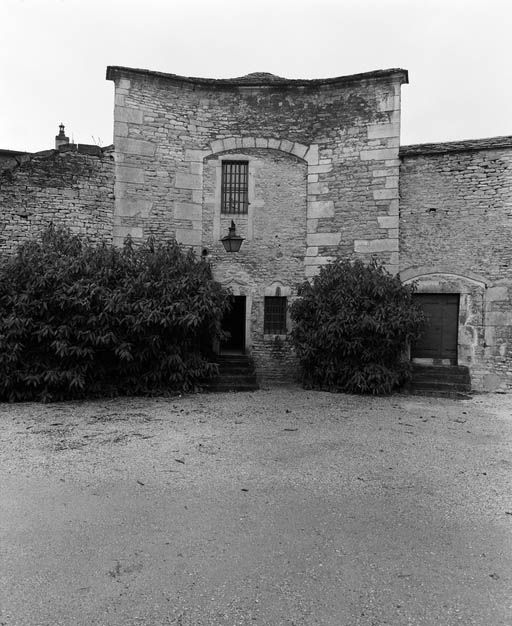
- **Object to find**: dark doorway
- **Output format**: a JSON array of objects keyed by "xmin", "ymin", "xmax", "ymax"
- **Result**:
[
  {"xmin": 221, "ymin": 296, "xmax": 246, "ymax": 353},
  {"xmin": 412, "ymin": 293, "xmax": 459, "ymax": 364}
]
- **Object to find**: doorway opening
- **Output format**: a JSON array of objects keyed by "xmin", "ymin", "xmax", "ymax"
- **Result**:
[
  {"xmin": 412, "ymin": 293, "xmax": 459, "ymax": 364},
  {"xmin": 221, "ymin": 295, "xmax": 246, "ymax": 354}
]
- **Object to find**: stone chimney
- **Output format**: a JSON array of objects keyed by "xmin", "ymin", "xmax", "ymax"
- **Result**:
[{"xmin": 55, "ymin": 123, "xmax": 69, "ymax": 150}]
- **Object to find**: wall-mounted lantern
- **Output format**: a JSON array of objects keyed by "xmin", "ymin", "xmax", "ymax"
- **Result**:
[{"xmin": 220, "ymin": 220, "xmax": 244, "ymax": 253}]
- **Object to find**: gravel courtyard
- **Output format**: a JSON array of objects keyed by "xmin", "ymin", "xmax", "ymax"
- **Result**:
[{"xmin": 1, "ymin": 388, "xmax": 511, "ymax": 626}]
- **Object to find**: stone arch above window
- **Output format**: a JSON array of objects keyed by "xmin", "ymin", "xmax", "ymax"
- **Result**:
[{"xmin": 208, "ymin": 137, "xmax": 319, "ymax": 165}]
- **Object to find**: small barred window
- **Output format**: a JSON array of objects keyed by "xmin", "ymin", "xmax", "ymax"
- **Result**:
[
  {"xmin": 221, "ymin": 161, "xmax": 249, "ymax": 214},
  {"xmin": 264, "ymin": 297, "xmax": 287, "ymax": 334}
]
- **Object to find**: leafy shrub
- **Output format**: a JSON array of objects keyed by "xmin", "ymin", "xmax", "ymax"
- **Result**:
[
  {"xmin": 0, "ymin": 226, "xmax": 230, "ymax": 401},
  {"xmin": 290, "ymin": 258, "xmax": 424, "ymax": 394}
]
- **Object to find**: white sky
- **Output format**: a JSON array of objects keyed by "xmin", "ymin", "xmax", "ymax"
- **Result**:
[{"xmin": 1, "ymin": 0, "xmax": 511, "ymax": 152}]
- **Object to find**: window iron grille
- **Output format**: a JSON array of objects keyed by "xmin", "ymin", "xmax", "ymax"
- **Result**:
[
  {"xmin": 264, "ymin": 296, "xmax": 287, "ymax": 334},
  {"xmin": 221, "ymin": 161, "xmax": 249, "ymax": 214}
]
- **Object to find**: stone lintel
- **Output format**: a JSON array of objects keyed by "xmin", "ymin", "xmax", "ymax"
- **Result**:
[{"xmin": 223, "ymin": 137, "xmax": 237, "ymax": 150}]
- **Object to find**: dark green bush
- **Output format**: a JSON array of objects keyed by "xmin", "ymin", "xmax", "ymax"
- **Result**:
[
  {"xmin": 290, "ymin": 258, "xmax": 424, "ymax": 394},
  {"xmin": 0, "ymin": 226, "xmax": 230, "ymax": 401}
]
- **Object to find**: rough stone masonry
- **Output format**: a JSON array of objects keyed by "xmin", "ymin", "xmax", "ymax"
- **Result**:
[{"xmin": 0, "ymin": 66, "xmax": 511, "ymax": 390}]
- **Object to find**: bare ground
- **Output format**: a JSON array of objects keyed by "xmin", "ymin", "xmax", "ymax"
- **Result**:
[{"xmin": 0, "ymin": 388, "xmax": 511, "ymax": 625}]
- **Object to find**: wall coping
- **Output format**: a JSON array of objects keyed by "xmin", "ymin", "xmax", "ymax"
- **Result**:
[
  {"xmin": 400, "ymin": 135, "xmax": 512, "ymax": 157},
  {"xmin": 106, "ymin": 65, "xmax": 408, "ymax": 88}
]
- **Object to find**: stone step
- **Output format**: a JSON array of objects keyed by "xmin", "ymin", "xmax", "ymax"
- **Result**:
[
  {"xmin": 412, "ymin": 371, "xmax": 470, "ymax": 383},
  {"xmin": 407, "ymin": 364, "xmax": 471, "ymax": 396},
  {"xmin": 202, "ymin": 382, "xmax": 260, "ymax": 393},
  {"xmin": 201, "ymin": 355, "xmax": 259, "ymax": 392},
  {"xmin": 411, "ymin": 380, "xmax": 471, "ymax": 392}
]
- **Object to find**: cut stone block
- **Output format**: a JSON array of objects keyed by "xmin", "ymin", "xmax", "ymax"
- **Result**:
[
  {"xmin": 291, "ymin": 143, "xmax": 308, "ymax": 159},
  {"xmin": 117, "ymin": 198, "xmax": 153, "ymax": 217},
  {"xmin": 373, "ymin": 188, "xmax": 399, "ymax": 200},
  {"xmin": 367, "ymin": 122, "xmax": 400, "ymax": 139},
  {"xmin": 116, "ymin": 165, "xmax": 144, "ymax": 183},
  {"xmin": 280, "ymin": 139, "xmax": 294, "ymax": 154},
  {"xmin": 185, "ymin": 149, "xmax": 209, "ymax": 162},
  {"xmin": 174, "ymin": 202, "xmax": 202, "ymax": 220},
  {"xmin": 223, "ymin": 137, "xmax": 237, "ymax": 150},
  {"xmin": 175, "ymin": 228, "xmax": 202, "ymax": 246},
  {"xmin": 115, "ymin": 107, "xmax": 143, "ymax": 124},
  {"xmin": 308, "ymin": 200, "xmax": 335, "ymax": 218},
  {"xmin": 308, "ymin": 163, "xmax": 333, "ymax": 174},
  {"xmin": 175, "ymin": 173, "xmax": 202, "ymax": 189},
  {"xmin": 307, "ymin": 232, "xmax": 341, "ymax": 246},
  {"xmin": 354, "ymin": 238, "xmax": 397, "ymax": 253},
  {"xmin": 307, "ymin": 182, "xmax": 329, "ymax": 195},
  {"xmin": 116, "ymin": 137, "xmax": 155, "ymax": 157},
  {"xmin": 114, "ymin": 121, "xmax": 128, "ymax": 138},
  {"xmin": 377, "ymin": 215, "xmax": 399, "ymax": 229},
  {"xmin": 114, "ymin": 225, "xmax": 143, "ymax": 239},
  {"xmin": 305, "ymin": 144, "xmax": 319, "ymax": 165},
  {"xmin": 360, "ymin": 148, "xmax": 399, "ymax": 161},
  {"xmin": 304, "ymin": 256, "xmax": 335, "ymax": 266},
  {"xmin": 210, "ymin": 139, "xmax": 225, "ymax": 153}
]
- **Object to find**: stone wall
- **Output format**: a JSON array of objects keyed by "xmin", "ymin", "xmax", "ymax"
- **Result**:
[
  {"xmin": 107, "ymin": 66, "xmax": 407, "ymax": 383},
  {"xmin": 0, "ymin": 145, "xmax": 115, "ymax": 253},
  {"xmin": 399, "ymin": 138, "xmax": 512, "ymax": 390}
]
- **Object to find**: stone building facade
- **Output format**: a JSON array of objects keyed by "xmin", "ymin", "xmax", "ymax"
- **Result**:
[{"xmin": 0, "ymin": 65, "xmax": 511, "ymax": 390}]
